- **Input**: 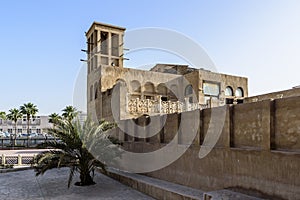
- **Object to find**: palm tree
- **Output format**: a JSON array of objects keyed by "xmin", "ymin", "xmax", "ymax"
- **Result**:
[
  {"xmin": 7, "ymin": 108, "xmax": 22, "ymax": 147},
  {"xmin": 33, "ymin": 118, "xmax": 119, "ymax": 187},
  {"xmin": 0, "ymin": 111, "xmax": 6, "ymax": 130},
  {"xmin": 0, "ymin": 111, "xmax": 6, "ymax": 135},
  {"xmin": 0, "ymin": 111, "xmax": 6, "ymax": 120},
  {"xmin": 20, "ymin": 103, "xmax": 38, "ymax": 147},
  {"xmin": 48, "ymin": 113, "xmax": 61, "ymax": 129},
  {"xmin": 62, "ymin": 106, "xmax": 78, "ymax": 122}
]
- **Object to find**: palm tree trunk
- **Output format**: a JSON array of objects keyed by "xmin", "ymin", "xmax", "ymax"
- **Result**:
[
  {"xmin": 27, "ymin": 115, "xmax": 30, "ymax": 147},
  {"xmin": 77, "ymin": 153, "xmax": 95, "ymax": 186},
  {"xmin": 9, "ymin": 132, "xmax": 13, "ymax": 148},
  {"xmin": 78, "ymin": 169, "xmax": 95, "ymax": 186},
  {"xmin": 14, "ymin": 122, "xmax": 17, "ymax": 148},
  {"xmin": 53, "ymin": 124, "xmax": 57, "ymax": 142}
]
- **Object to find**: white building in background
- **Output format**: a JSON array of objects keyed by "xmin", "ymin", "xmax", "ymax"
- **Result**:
[
  {"xmin": 0, "ymin": 116, "xmax": 51, "ymax": 134},
  {"xmin": 77, "ymin": 111, "xmax": 87, "ymax": 125}
]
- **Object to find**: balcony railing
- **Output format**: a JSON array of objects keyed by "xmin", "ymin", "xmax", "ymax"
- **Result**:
[{"xmin": 127, "ymin": 96, "xmax": 209, "ymax": 115}]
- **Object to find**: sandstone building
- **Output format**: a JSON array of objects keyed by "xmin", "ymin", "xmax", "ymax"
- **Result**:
[
  {"xmin": 86, "ymin": 22, "xmax": 248, "ymax": 122},
  {"xmin": 85, "ymin": 22, "xmax": 300, "ymax": 199}
]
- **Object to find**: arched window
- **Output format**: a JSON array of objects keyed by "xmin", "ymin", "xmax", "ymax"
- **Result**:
[
  {"xmin": 157, "ymin": 83, "xmax": 167, "ymax": 96},
  {"xmin": 130, "ymin": 80, "xmax": 141, "ymax": 93},
  {"xmin": 185, "ymin": 84, "xmax": 194, "ymax": 103},
  {"xmin": 144, "ymin": 82, "xmax": 155, "ymax": 94},
  {"xmin": 144, "ymin": 82, "xmax": 155, "ymax": 99},
  {"xmin": 157, "ymin": 83, "xmax": 168, "ymax": 101},
  {"xmin": 225, "ymin": 86, "xmax": 233, "ymax": 96},
  {"xmin": 236, "ymin": 87, "xmax": 244, "ymax": 97},
  {"xmin": 185, "ymin": 84, "xmax": 193, "ymax": 96}
]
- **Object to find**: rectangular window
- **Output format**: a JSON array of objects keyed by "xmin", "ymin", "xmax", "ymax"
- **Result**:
[
  {"xmin": 111, "ymin": 33, "xmax": 119, "ymax": 57},
  {"xmin": 94, "ymin": 55, "xmax": 98, "ymax": 69},
  {"xmin": 101, "ymin": 31, "xmax": 108, "ymax": 55},
  {"xmin": 18, "ymin": 129, "xmax": 22, "ymax": 133},
  {"xmin": 203, "ymin": 81, "xmax": 220, "ymax": 97},
  {"xmin": 226, "ymin": 98, "xmax": 234, "ymax": 104},
  {"xmin": 237, "ymin": 99, "xmax": 244, "ymax": 104},
  {"xmin": 90, "ymin": 33, "xmax": 94, "ymax": 54},
  {"xmin": 161, "ymin": 96, "xmax": 168, "ymax": 101},
  {"xmin": 91, "ymin": 57, "xmax": 94, "ymax": 71},
  {"xmin": 37, "ymin": 129, "xmax": 41, "ymax": 133},
  {"xmin": 88, "ymin": 61, "xmax": 91, "ymax": 74},
  {"xmin": 88, "ymin": 37, "xmax": 91, "ymax": 58}
]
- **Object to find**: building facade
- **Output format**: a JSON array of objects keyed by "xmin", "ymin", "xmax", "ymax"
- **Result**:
[
  {"xmin": 85, "ymin": 22, "xmax": 248, "ymax": 122},
  {"xmin": 84, "ymin": 22, "xmax": 300, "ymax": 199},
  {"xmin": 0, "ymin": 116, "xmax": 50, "ymax": 134}
]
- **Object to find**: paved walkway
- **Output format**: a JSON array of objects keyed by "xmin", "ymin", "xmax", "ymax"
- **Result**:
[{"xmin": 0, "ymin": 168, "xmax": 155, "ymax": 200}]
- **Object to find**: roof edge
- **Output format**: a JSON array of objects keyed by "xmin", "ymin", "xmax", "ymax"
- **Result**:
[{"xmin": 86, "ymin": 21, "xmax": 126, "ymax": 36}]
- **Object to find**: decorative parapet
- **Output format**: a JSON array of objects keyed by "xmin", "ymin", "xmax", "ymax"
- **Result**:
[{"xmin": 127, "ymin": 95, "xmax": 209, "ymax": 115}]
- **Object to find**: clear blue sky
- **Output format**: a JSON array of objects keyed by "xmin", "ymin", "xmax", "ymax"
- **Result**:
[{"xmin": 0, "ymin": 0, "xmax": 300, "ymax": 115}]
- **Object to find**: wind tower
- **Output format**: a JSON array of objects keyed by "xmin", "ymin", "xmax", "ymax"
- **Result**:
[{"xmin": 85, "ymin": 22, "xmax": 126, "ymax": 121}]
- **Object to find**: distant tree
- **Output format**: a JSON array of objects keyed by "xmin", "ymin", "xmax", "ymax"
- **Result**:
[
  {"xmin": 48, "ymin": 113, "xmax": 62, "ymax": 128},
  {"xmin": 20, "ymin": 103, "xmax": 38, "ymax": 146},
  {"xmin": 62, "ymin": 106, "xmax": 78, "ymax": 122},
  {"xmin": 7, "ymin": 108, "xmax": 22, "ymax": 146},
  {"xmin": 0, "ymin": 111, "xmax": 6, "ymax": 120},
  {"xmin": 33, "ymin": 118, "xmax": 119, "ymax": 187}
]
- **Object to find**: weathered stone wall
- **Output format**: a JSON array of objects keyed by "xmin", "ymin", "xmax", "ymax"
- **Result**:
[
  {"xmin": 245, "ymin": 87, "xmax": 300, "ymax": 103},
  {"xmin": 100, "ymin": 65, "xmax": 181, "ymax": 93},
  {"xmin": 87, "ymin": 67, "xmax": 102, "ymax": 122},
  {"xmin": 233, "ymin": 101, "xmax": 271, "ymax": 149},
  {"xmin": 201, "ymin": 106, "xmax": 231, "ymax": 148},
  {"xmin": 164, "ymin": 113, "xmax": 178, "ymax": 143},
  {"xmin": 148, "ymin": 115, "xmax": 161, "ymax": 143},
  {"xmin": 117, "ymin": 96, "xmax": 300, "ymax": 199},
  {"xmin": 275, "ymin": 96, "xmax": 300, "ymax": 151},
  {"xmin": 198, "ymin": 69, "xmax": 248, "ymax": 103}
]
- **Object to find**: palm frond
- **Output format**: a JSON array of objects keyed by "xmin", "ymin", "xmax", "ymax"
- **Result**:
[{"xmin": 32, "ymin": 116, "xmax": 120, "ymax": 187}]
